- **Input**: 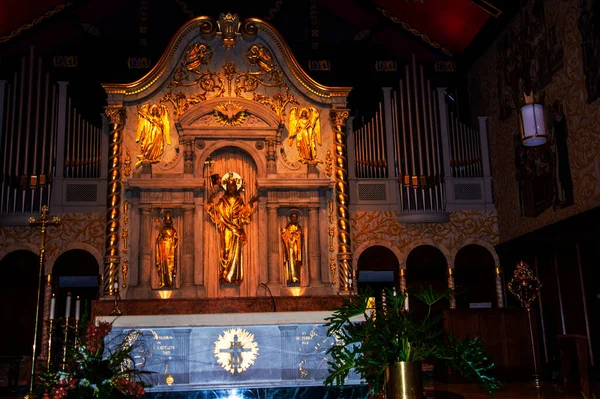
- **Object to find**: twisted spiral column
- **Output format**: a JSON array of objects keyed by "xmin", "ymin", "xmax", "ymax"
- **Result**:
[
  {"xmin": 103, "ymin": 107, "xmax": 126, "ymax": 296},
  {"xmin": 329, "ymin": 110, "xmax": 352, "ymax": 291}
]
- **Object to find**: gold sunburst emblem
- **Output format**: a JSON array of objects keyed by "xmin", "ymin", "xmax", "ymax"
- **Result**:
[
  {"xmin": 214, "ymin": 328, "xmax": 259, "ymax": 374},
  {"xmin": 213, "ymin": 101, "xmax": 246, "ymax": 126}
]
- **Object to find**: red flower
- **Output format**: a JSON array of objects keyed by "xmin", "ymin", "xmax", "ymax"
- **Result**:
[
  {"xmin": 83, "ymin": 321, "xmax": 112, "ymax": 355},
  {"xmin": 113, "ymin": 377, "xmax": 146, "ymax": 398}
]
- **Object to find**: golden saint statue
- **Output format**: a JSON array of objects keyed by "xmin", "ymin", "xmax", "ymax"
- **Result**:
[
  {"xmin": 206, "ymin": 173, "xmax": 259, "ymax": 285},
  {"xmin": 281, "ymin": 212, "xmax": 303, "ymax": 284},
  {"xmin": 155, "ymin": 211, "xmax": 178, "ymax": 289},
  {"xmin": 288, "ymin": 107, "xmax": 321, "ymax": 163},
  {"xmin": 136, "ymin": 104, "xmax": 171, "ymax": 166}
]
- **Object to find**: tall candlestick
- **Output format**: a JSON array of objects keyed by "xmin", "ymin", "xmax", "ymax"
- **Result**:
[
  {"xmin": 75, "ymin": 296, "xmax": 80, "ymax": 321},
  {"xmin": 49, "ymin": 294, "xmax": 55, "ymax": 320},
  {"xmin": 65, "ymin": 293, "xmax": 71, "ymax": 318}
]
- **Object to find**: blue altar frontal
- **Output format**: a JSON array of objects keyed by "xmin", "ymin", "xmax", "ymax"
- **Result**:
[{"xmin": 103, "ymin": 312, "xmax": 362, "ymax": 393}]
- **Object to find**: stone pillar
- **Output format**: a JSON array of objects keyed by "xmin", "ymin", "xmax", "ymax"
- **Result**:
[
  {"xmin": 308, "ymin": 206, "xmax": 321, "ymax": 284},
  {"xmin": 182, "ymin": 208, "xmax": 194, "ymax": 291},
  {"xmin": 183, "ymin": 140, "xmax": 195, "ymax": 176},
  {"xmin": 139, "ymin": 207, "xmax": 152, "ymax": 293},
  {"xmin": 447, "ymin": 266, "xmax": 456, "ymax": 309},
  {"xmin": 495, "ymin": 266, "xmax": 504, "ymax": 308},
  {"xmin": 267, "ymin": 205, "xmax": 280, "ymax": 286},
  {"xmin": 266, "ymin": 139, "xmax": 276, "ymax": 175}
]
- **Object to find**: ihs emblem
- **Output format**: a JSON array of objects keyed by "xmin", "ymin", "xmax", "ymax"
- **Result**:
[{"xmin": 214, "ymin": 328, "xmax": 259, "ymax": 374}]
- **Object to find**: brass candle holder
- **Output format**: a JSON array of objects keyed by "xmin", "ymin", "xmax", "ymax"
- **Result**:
[
  {"xmin": 110, "ymin": 281, "xmax": 122, "ymax": 316},
  {"xmin": 508, "ymin": 260, "xmax": 543, "ymax": 387}
]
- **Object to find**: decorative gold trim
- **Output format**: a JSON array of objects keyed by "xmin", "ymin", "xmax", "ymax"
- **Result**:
[
  {"xmin": 123, "ymin": 147, "xmax": 132, "ymax": 177},
  {"xmin": 329, "ymin": 110, "xmax": 352, "ymax": 291},
  {"xmin": 375, "ymin": 7, "xmax": 453, "ymax": 57},
  {"xmin": 330, "ymin": 257, "xmax": 336, "ymax": 285},
  {"xmin": 103, "ymin": 108, "xmax": 126, "ymax": 296},
  {"xmin": 101, "ymin": 16, "xmax": 351, "ymax": 100},
  {"xmin": 0, "ymin": 2, "xmax": 74, "ymax": 43}
]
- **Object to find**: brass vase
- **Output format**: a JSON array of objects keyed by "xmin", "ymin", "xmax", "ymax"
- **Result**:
[{"xmin": 385, "ymin": 361, "xmax": 424, "ymax": 399}]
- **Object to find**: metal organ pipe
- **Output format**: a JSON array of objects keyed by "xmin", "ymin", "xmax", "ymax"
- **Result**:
[
  {"xmin": 426, "ymin": 80, "xmax": 438, "ymax": 210},
  {"xmin": 420, "ymin": 66, "xmax": 433, "ymax": 208},
  {"xmin": 432, "ymin": 90, "xmax": 445, "ymax": 207},
  {"xmin": 47, "ymin": 85, "xmax": 57, "ymax": 206},
  {"xmin": 411, "ymin": 57, "xmax": 426, "ymax": 210},
  {"xmin": 40, "ymin": 74, "xmax": 50, "ymax": 212},
  {"xmin": 30, "ymin": 58, "xmax": 43, "ymax": 213},
  {"xmin": 378, "ymin": 102, "xmax": 387, "ymax": 178},
  {"xmin": 404, "ymin": 66, "xmax": 417, "ymax": 208},
  {"xmin": 0, "ymin": 82, "xmax": 11, "ymax": 214}
]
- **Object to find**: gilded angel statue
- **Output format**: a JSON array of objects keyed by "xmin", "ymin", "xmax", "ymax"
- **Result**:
[
  {"xmin": 288, "ymin": 107, "xmax": 321, "ymax": 163},
  {"xmin": 136, "ymin": 104, "xmax": 171, "ymax": 165}
]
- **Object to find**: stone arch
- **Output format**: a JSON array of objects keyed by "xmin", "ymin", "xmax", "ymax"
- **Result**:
[
  {"xmin": 197, "ymin": 140, "xmax": 267, "ymax": 178},
  {"xmin": 451, "ymin": 239, "xmax": 500, "ymax": 269},
  {"xmin": 353, "ymin": 240, "xmax": 404, "ymax": 272},
  {"xmin": 0, "ymin": 243, "xmax": 39, "ymax": 265},
  {"xmin": 401, "ymin": 239, "xmax": 451, "ymax": 267},
  {"xmin": 49, "ymin": 243, "xmax": 104, "ymax": 276}
]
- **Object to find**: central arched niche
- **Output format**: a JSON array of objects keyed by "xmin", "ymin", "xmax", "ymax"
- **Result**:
[
  {"xmin": 357, "ymin": 246, "xmax": 399, "ymax": 304},
  {"xmin": 202, "ymin": 145, "xmax": 260, "ymax": 298}
]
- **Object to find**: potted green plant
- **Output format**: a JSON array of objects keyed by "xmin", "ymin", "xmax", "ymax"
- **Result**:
[{"xmin": 324, "ymin": 286, "xmax": 500, "ymax": 398}]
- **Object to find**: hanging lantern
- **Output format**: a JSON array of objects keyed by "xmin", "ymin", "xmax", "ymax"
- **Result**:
[{"xmin": 519, "ymin": 92, "xmax": 547, "ymax": 146}]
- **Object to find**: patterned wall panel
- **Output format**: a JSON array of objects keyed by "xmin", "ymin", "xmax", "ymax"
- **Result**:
[{"xmin": 468, "ymin": 0, "xmax": 600, "ymax": 242}]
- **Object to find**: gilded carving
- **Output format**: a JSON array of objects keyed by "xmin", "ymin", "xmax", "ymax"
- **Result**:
[
  {"xmin": 161, "ymin": 91, "xmax": 203, "ymax": 118},
  {"xmin": 325, "ymin": 150, "xmax": 333, "ymax": 177},
  {"xmin": 329, "ymin": 110, "xmax": 351, "ymax": 290},
  {"xmin": 288, "ymin": 107, "xmax": 321, "ymax": 163},
  {"xmin": 281, "ymin": 213, "xmax": 303, "ymax": 284},
  {"xmin": 123, "ymin": 200, "xmax": 130, "ymax": 225},
  {"xmin": 155, "ymin": 211, "xmax": 178, "ymax": 289},
  {"xmin": 328, "ymin": 226, "xmax": 335, "ymax": 252},
  {"xmin": 103, "ymin": 107, "xmax": 126, "ymax": 296},
  {"xmin": 214, "ymin": 101, "xmax": 247, "ymax": 126},
  {"xmin": 330, "ymin": 257, "xmax": 336, "ymax": 285},
  {"xmin": 136, "ymin": 104, "xmax": 171, "ymax": 165},
  {"xmin": 123, "ymin": 147, "xmax": 132, "ymax": 177},
  {"xmin": 217, "ymin": 13, "xmax": 240, "ymax": 49}
]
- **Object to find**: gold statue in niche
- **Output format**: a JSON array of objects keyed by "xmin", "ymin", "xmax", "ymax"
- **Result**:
[
  {"xmin": 281, "ymin": 212, "xmax": 303, "ymax": 284},
  {"xmin": 288, "ymin": 107, "xmax": 321, "ymax": 163},
  {"xmin": 136, "ymin": 104, "xmax": 171, "ymax": 166},
  {"xmin": 206, "ymin": 173, "xmax": 258, "ymax": 285},
  {"xmin": 156, "ymin": 211, "xmax": 178, "ymax": 289}
]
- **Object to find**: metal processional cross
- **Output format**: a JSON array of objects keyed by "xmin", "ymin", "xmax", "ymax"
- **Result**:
[
  {"xmin": 220, "ymin": 334, "xmax": 252, "ymax": 374},
  {"xmin": 27, "ymin": 205, "xmax": 61, "ymax": 396}
]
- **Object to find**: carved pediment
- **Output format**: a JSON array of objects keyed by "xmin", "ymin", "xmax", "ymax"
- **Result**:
[{"xmin": 176, "ymin": 97, "xmax": 281, "ymax": 138}]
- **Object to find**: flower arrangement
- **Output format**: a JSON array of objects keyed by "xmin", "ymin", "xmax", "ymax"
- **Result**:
[{"xmin": 36, "ymin": 319, "xmax": 152, "ymax": 399}]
